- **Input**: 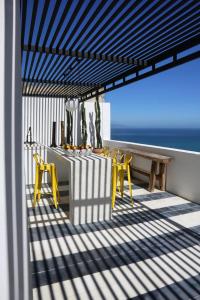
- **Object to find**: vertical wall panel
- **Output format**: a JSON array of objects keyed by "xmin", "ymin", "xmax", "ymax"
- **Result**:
[
  {"xmin": 23, "ymin": 97, "xmax": 111, "ymax": 147},
  {"xmin": 23, "ymin": 97, "xmax": 66, "ymax": 146}
]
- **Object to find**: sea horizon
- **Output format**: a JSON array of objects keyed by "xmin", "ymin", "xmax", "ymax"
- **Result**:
[{"xmin": 111, "ymin": 127, "xmax": 200, "ymax": 152}]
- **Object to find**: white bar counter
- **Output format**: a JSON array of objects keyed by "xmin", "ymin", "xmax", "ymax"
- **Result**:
[{"xmin": 47, "ymin": 147, "xmax": 112, "ymax": 225}]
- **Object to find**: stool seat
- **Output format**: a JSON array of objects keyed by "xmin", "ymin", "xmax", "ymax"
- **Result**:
[
  {"xmin": 33, "ymin": 153, "xmax": 60, "ymax": 208},
  {"xmin": 112, "ymin": 162, "xmax": 127, "ymax": 171},
  {"xmin": 39, "ymin": 163, "xmax": 53, "ymax": 171}
]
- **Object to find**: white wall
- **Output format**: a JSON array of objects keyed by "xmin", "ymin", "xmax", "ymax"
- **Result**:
[
  {"xmin": 104, "ymin": 139, "xmax": 200, "ymax": 203},
  {"xmin": 23, "ymin": 97, "xmax": 79, "ymax": 146},
  {"xmin": 23, "ymin": 97, "xmax": 110, "ymax": 147}
]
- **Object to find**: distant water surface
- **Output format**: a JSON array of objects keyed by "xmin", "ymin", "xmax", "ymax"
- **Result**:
[{"xmin": 111, "ymin": 128, "xmax": 200, "ymax": 152}]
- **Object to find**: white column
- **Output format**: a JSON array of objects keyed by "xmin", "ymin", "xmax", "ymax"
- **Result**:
[{"xmin": 0, "ymin": 1, "xmax": 31, "ymax": 300}]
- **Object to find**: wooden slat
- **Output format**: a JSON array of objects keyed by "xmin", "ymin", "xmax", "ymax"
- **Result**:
[
  {"xmin": 124, "ymin": 148, "xmax": 172, "ymax": 163},
  {"xmin": 132, "ymin": 167, "xmax": 150, "ymax": 177}
]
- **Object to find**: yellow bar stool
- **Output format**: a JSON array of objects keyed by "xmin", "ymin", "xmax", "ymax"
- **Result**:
[
  {"xmin": 109, "ymin": 148, "xmax": 123, "ymax": 162},
  {"xmin": 112, "ymin": 152, "xmax": 133, "ymax": 209},
  {"xmin": 110, "ymin": 148, "xmax": 124, "ymax": 190},
  {"xmin": 33, "ymin": 153, "xmax": 60, "ymax": 208},
  {"xmin": 102, "ymin": 146, "xmax": 110, "ymax": 157}
]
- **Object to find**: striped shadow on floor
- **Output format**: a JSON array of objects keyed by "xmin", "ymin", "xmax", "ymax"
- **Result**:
[{"xmin": 28, "ymin": 182, "xmax": 200, "ymax": 300}]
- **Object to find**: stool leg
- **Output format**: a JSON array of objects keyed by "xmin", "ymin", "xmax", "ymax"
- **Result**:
[
  {"xmin": 148, "ymin": 161, "xmax": 157, "ymax": 192},
  {"xmin": 116, "ymin": 171, "xmax": 121, "ymax": 193},
  {"xmin": 37, "ymin": 170, "xmax": 43, "ymax": 202},
  {"xmin": 33, "ymin": 164, "xmax": 39, "ymax": 208},
  {"xmin": 48, "ymin": 167, "xmax": 53, "ymax": 203},
  {"xmin": 112, "ymin": 166, "xmax": 117, "ymax": 209},
  {"xmin": 127, "ymin": 165, "xmax": 133, "ymax": 206},
  {"xmin": 51, "ymin": 165, "xmax": 58, "ymax": 209},
  {"xmin": 120, "ymin": 170, "xmax": 124, "ymax": 198},
  {"xmin": 55, "ymin": 168, "xmax": 60, "ymax": 203},
  {"xmin": 159, "ymin": 163, "xmax": 166, "ymax": 191}
]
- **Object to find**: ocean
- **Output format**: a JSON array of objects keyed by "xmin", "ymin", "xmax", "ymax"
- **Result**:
[{"xmin": 111, "ymin": 128, "xmax": 200, "ymax": 152}]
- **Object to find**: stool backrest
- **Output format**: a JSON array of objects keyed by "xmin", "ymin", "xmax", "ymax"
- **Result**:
[
  {"xmin": 110, "ymin": 149, "xmax": 118, "ymax": 164},
  {"xmin": 102, "ymin": 147, "xmax": 110, "ymax": 157},
  {"xmin": 33, "ymin": 153, "xmax": 44, "ymax": 165},
  {"xmin": 110, "ymin": 148, "xmax": 124, "ymax": 164},
  {"xmin": 124, "ymin": 153, "xmax": 132, "ymax": 166}
]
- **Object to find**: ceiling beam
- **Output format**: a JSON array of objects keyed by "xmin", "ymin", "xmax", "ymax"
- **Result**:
[
  {"xmin": 22, "ymin": 44, "xmax": 148, "ymax": 67},
  {"xmin": 22, "ymin": 94, "xmax": 68, "ymax": 99},
  {"xmin": 80, "ymin": 50, "xmax": 200, "ymax": 102},
  {"xmin": 22, "ymin": 78, "xmax": 100, "ymax": 88},
  {"xmin": 96, "ymin": 35, "xmax": 200, "ymax": 89}
]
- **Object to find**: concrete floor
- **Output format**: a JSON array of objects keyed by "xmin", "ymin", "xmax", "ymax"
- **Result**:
[{"xmin": 27, "ymin": 181, "xmax": 200, "ymax": 300}]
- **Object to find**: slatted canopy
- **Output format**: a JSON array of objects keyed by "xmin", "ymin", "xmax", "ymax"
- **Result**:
[{"xmin": 21, "ymin": 0, "xmax": 200, "ymax": 101}]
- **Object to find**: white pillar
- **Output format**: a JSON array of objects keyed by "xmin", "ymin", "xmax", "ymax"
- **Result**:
[{"xmin": 0, "ymin": 1, "xmax": 31, "ymax": 300}]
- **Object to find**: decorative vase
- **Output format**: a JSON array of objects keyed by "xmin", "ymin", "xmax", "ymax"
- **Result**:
[
  {"xmin": 60, "ymin": 121, "xmax": 65, "ymax": 146},
  {"xmin": 50, "ymin": 121, "xmax": 57, "ymax": 147},
  {"xmin": 93, "ymin": 148, "xmax": 103, "ymax": 154}
]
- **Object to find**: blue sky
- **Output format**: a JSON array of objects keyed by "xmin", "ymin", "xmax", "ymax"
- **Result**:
[{"xmin": 107, "ymin": 59, "xmax": 200, "ymax": 128}]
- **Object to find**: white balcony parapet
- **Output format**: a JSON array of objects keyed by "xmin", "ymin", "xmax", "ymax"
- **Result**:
[{"xmin": 104, "ymin": 139, "xmax": 200, "ymax": 203}]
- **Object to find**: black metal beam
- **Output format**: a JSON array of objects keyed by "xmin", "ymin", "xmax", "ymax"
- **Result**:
[
  {"xmin": 23, "ymin": 81, "xmax": 93, "ymax": 98},
  {"xmin": 55, "ymin": 0, "xmax": 85, "ymax": 50},
  {"xmin": 21, "ymin": 0, "xmax": 27, "ymax": 45},
  {"xmin": 80, "ymin": 51, "xmax": 200, "ymax": 102},
  {"xmin": 83, "ymin": 0, "xmax": 147, "ymax": 53},
  {"xmin": 123, "ymin": 19, "xmax": 200, "ymax": 60},
  {"xmin": 95, "ymin": 36, "xmax": 200, "ymax": 90},
  {"xmin": 22, "ymin": 78, "xmax": 100, "ymax": 88},
  {"xmin": 91, "ymin": 0, "xmax": 163, "ymax": 54},
  {"xmin": 118, "ymin": 5, "xmax": 200, "ymax": 58},
  {"xmin": 22, "ymin": 45, "xmax": 148, "ymax": 67},
  {"xmin": 22, "ymin": 94, "xmax": 67, "ymax": 99},
  {"xmin": 69, "ymin": 0, "xmax": 108, "ymax": 50},
  {"xmin": 101, "ymin": 0, "xmax": 193, "ymax": 56},
  {"xmin": 90, "ymin": 29, "xmax": 200, "ymax": 86}
]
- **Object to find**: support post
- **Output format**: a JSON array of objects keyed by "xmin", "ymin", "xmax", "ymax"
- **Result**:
[
  {"xmin": 0, "ymin": 1, "xmax": 31, "ymax": 299},
  {"xmin": 159, "ymin": 163, "xmax": 167, "ymax": 191},
  {"xmin": 148, "ymin": 161, "xmax": 157, "ymax": 192}
]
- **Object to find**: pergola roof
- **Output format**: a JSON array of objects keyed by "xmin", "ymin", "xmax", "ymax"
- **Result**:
[{"xmin": 21, "ymin": 0, "xmax": 200, "ymax": 101}]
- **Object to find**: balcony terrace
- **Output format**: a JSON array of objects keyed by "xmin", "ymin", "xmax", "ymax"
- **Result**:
[
  {"xmin": 1, "ymin": 1, "xmax": 200, "ymax": 300},
  {"xmin": 27, "ymin": 178, "xmax": 200, "ymax": 300}
]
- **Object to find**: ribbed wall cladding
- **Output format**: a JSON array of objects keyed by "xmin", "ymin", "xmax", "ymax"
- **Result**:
[{"xmin": 22, "ymin": 97, "xmax": 79, "ymax": 147}]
